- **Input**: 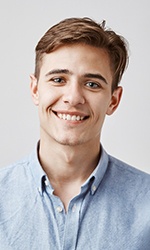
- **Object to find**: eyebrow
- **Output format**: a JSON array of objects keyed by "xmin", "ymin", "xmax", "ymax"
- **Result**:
[
  {"xmin": 83, "ymin": 73, "xmax": 108, "ymax": 84},
  {"xmin": 45, "ymin": 69, "xmax": 71, "ymax": 77},
  {"xmin": 45, "ymin": 69, "xmax": 108, "ymax": 84}
]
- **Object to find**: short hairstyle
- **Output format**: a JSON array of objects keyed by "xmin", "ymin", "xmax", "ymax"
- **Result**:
[{"xmin": 35, "ymin": 17, "xmax": 129, "ymax": 91}]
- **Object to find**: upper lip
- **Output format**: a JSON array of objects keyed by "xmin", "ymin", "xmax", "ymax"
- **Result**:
[{"xmin": 52, "ymin": 110, "xmax": 89, "ymax": 118}]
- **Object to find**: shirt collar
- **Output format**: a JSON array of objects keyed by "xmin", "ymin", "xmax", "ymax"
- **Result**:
[
  {"xmin": 29, "ymin": 142, "xmax": 46, "ymax": 195},
  {"xmin": 29, "ymin": 142, "xmax": 109, "ymax": 196},
  {"xmin": 81, "ymin": 145, "xmax": 109, "ymax": 195}
]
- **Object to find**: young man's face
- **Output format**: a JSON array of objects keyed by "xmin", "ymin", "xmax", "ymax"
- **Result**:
[{"xmin": 31, "ymin": 44, "xmax": 122, "ymax": 147}]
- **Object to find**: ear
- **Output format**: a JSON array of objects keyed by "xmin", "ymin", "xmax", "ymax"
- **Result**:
[
  {"xmin": 30, "ymin": 74, "xmax": 39, "ymax": 106},
  {"xmin": 106, "ymin": 87, "xmax": 123, "ymax": 115}
]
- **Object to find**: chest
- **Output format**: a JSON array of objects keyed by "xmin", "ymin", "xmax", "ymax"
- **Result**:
[{"xmin": 1, "ymin": 190, "xmax": 150, "ymax": 250}]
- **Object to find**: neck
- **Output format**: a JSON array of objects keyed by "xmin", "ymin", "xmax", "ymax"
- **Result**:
[
  {"xmin": 38, "ymin": 136, "xmax": 100, "ymax": 211},
  {"xmin": 39, "ymin": 139, "xmax": 100, "ymax": 179}
]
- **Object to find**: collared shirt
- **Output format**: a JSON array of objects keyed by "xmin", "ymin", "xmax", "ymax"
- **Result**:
[{"xmin": 0, "ymin": 145, "xmax": 150, "ymax": 250}]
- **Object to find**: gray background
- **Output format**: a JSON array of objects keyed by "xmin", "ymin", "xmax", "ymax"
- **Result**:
[{"xmin": 0, "ymin": 0, "xmax": 149, "ymax": 173}]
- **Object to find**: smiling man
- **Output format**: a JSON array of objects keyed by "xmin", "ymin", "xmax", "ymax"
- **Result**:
[{"xmin": 1, "ymin": 17, "xmax": 150, "ymax": 249}]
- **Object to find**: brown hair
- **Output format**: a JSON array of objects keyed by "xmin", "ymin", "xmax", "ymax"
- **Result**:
[{"xmin": 35, "ymin": 17, "xmax": 129, "ymax": 91}]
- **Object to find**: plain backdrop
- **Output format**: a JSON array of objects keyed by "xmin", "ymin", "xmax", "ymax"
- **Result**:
[{"xmin": 0, "ymin": 0, "xmax": 149, "ymax": 173}]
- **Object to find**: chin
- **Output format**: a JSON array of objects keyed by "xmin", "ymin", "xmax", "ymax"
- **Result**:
[{"xmin": 54, "ymin": 136, "xmax": 85, "ymax": 146}]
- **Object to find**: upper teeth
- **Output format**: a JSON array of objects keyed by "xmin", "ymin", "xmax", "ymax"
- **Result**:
[{"xmin": 57, "ymin": 113, "xmax": 84, "ymax": 121}]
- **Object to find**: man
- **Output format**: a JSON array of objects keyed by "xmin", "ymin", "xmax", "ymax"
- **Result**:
[{"xmin": 0, "ymin": 17, "xmax": 150, "ymax": 249}]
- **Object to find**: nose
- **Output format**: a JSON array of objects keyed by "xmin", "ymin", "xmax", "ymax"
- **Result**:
[{"xmin": 62, "ymin": 82, "xmax": 85, "ymax": 106}]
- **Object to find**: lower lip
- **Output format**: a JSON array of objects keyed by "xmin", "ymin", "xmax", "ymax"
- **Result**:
[{"xmin": 58, "ymin": 116, "xmax": 84, "ymax": 124}]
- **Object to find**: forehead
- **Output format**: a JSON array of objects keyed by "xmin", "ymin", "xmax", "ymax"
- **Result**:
[{"xmin": 40, "ymin": 44, "xmax": 113, "ymax": 83}]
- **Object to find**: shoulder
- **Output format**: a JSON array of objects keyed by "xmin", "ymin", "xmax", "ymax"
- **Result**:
[
  {"xmin": 0, "ymin": 154, "xmax": 36, "ymax": 201},
  {"xmin": 108, "ymin": 154, "xmax": 150, "ymax": 178},
  {"xmin": 106, "ymin": 153, "xmax": 150, "ymax": 197},
  {"xmin": 0, "ymin": 155, "xmax": 31, "ymax": 184},
  {"xmin": 0, "ymin": 153, "xmax": 39, "ymax": 223}
]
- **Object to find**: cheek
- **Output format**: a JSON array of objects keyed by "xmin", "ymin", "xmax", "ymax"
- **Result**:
[
  {"xmin": 92, "ymin": 100, "xmax": 111, "ymax": 126},
  {"xmin": 93, "ymin": 98, "xmax": 111, "ymax": 116},
  {"xmin": 38, "ymin": 89, "xmax": 60, "ymax": 108}
]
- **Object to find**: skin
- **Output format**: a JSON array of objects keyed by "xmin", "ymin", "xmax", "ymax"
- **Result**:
[{"xmin": 30, "ymin": 43, "xmax": 122, "ymax": 211}]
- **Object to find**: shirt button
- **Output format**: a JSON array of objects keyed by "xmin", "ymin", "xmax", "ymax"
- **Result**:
[
  {"xmin": 56, "ymin": 206, "xmax": 63, "ymax": 213},
  {"xmin": 45, "ymin": 180, "xmax": 49, "ymax": 186},
  {"xmin": 92, "ymin": 185, "xmax": 97, "ymax": 192}
]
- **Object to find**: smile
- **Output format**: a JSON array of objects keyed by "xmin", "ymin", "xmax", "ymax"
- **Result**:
[
  {"xmin": 52, "ymin": 110, "xmax": 88, "ymax": 121},
  {"xmin": 57, "ymin": 113, "xmax": 85, "ymax": 121}
]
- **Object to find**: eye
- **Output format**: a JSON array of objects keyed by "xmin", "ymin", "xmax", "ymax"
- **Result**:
[
  {"xmin": 48, "ymin": 77, "xmax": 66, "ymax": 86},
  {"xmin": 52, "ymin": 77, "xmax": 64, "ymax": 83},
  {"xmin": 86, "ymin": 82, "xmax": 101, "ymax": 89}
]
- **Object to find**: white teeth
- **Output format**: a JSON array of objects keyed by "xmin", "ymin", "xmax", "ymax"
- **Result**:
[
  {"xmin": 67, "ymin": 114, "xmax": 71, "ymax": 120},
  {"xmin": 72, "ymin": 115, "xmax": 76, "ymax": 121},
  {"xmin": 57, "ymin": 113, "xmax": 84, "ymax": 121},
  {"xmin": 59, "ymin": 114, "xmax": 63, "ymax": 119}
]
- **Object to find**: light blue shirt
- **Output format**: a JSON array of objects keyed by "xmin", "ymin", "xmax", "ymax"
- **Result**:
[{"xmin": 0, "ymin": 144, "xmax": 150, "ymax": 250}]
